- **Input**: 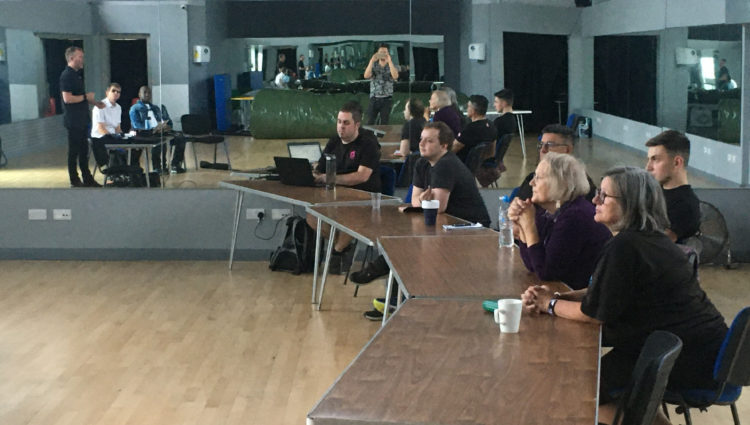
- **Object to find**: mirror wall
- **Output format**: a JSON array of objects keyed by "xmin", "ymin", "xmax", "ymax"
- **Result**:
[
  {"xmin": 0, "ymin": 0, "xmax": 445, "ymax": 188},
  {"xmin": 594, "ymin": 20, "xmax": 743, "ymax": 146}
]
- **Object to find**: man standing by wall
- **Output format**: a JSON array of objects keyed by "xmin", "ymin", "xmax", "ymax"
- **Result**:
[
  {"xmin": 60, "ymin": 46, "xmax": 104, "ymax": 187},
  {"xmin": 364, "ymin": 43, "xmax": 398, "ymax": 125}
]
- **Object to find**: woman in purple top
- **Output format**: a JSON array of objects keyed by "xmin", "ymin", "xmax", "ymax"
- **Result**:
[
  {"xmin": 428, "ymin": 90, "xmax": 462, "ymax": 137},
  {"xmin": 508, "ymin": 152, "xmax": 611, "ymax": 289}
]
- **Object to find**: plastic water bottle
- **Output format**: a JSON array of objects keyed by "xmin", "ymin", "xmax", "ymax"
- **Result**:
[
  {"xmin": 324, "ymin": 154, "xmax": 336, "ymax": 190},
  {"xmin": 498, "ymin": 195, "xmax": 514, "ymax": 248}
]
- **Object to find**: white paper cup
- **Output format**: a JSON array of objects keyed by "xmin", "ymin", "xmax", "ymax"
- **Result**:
[{"xmin": 493, "ymin": 299, "xmax": 522, "ymax": 333}]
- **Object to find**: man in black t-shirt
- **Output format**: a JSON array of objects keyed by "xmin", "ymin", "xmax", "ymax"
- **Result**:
[
  {"xmin": 645, "ymin": 130, "xmax": 700, "ymax": 243},
  {"xmin": 493, "ymin": 88, "xmax": 516, "ymax": 141},
  {"xmin": 60, "ymin": 46, "xmax": 105, "ymax": 187},
  {"xmin": 516, "ymin": 124, "xmax": 596, "ymax": 202},
  {"xmin": 453, "ymin": 95, "xmax": 496, "ymax": 164},
  {"xmin": 412, "ymin": 121, "xmax": 491, "ymax": 226},
  {"xmin": 308, "ymin": 101, "xmax": 381, "ymax": 274}
]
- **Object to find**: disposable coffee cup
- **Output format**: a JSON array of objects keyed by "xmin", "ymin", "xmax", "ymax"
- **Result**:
[
  {"xmin": 421, "ymin": 200, "xmax": 440, "ymax": 225},
  {"xmin": 493, "ymin": 299, "xmax": 523, "ymax": 333}
]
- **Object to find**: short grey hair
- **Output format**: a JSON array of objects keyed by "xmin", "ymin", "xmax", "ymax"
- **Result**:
[
  {"xmin": 431, "ymin": 90, "xmax": 451, "ymax": 109},
  {"xmin": 442, "ymin": 86, "xmax": 459, "ymax": 105},
  {"xmin": 602, "ymin": 166, "xmax": 670, "ymax": 233},
  {"xmin": 540, "ymin": 152, "xmax": 590, "ymax": 202}
]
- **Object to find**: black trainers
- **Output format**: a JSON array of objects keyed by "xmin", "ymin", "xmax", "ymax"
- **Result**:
[
  {"xmin": 350, "ymin": 255, "xmax": 390, "ymax": 284},
  {"xmin": 83, "ymin": 178, "xmax": 102, "ymax": 188},
  {"xmin": 363, "ymin": 309, "xmax": 384, "ymax": 321},
  {"xmin": 170, "ymin": 165, "xmax": 187, "ymax": 174}
]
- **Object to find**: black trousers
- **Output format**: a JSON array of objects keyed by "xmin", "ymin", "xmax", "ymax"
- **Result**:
[
  {"xmin": 67, "ymin": 126, "xmax": 93, "ymax": 183},
  {"xmin": 151, "ymin": 135, "xmax": 186, "ymax": 169},
  {"xmin": 366, "ymin": 96, "xmax": 392, "ymax": 125}
]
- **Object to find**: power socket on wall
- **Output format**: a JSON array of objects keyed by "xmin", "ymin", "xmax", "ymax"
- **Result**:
[
  {"xmin": 246, "ymin": 208, "xmax": 265, "ymax": 220},
  {"xmin": 53, "ymin": 209, "xmax": 72, "ymax": 220}
]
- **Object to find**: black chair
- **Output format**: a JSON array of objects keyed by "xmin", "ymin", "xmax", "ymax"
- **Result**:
[
  {"xmin": 463, "ymin": 141, "xmax": 493, "ymax": 177},
  {"xmin": 379, "ymin": 165, "xmax": 396, "ymax": 196},
  {"xmin": 180, "ymin": 114, "xmax": 231, "ymax": 170},
  {"xmin": 611, "ymin": 331, "xmax": 683, "ymax": 425},
  {"xmin": 662, "ymin": 306, "xmax": 750, "ymax": 425},
  {"xmin": 484, "ymin": 133, "xmax": 513, "ymax": 188}
]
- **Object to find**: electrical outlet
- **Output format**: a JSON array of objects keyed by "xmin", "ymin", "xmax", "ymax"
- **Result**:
[
  {"xmin": 272, "ymin": 208, "xmax": 292, "ymax": 220},
  {"xmin": 28, "ymin": 209, "xmax": 47, "ymax": 220},
  {"xmin": 53, "ymin": 209, "xmax": 72, "ymax": 221},
  {"xmin": 246, "ymin": 208, "xmax": 265, "ymax": 220}
]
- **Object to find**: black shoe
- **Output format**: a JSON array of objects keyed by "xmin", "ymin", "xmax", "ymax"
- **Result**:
[
  {"xmin": 327, "ymin": 244, "xmax": 354, "ymax": 275},
  {"xmin": 170, "ymin": 165, "xmax": 187, "ymax": 174},
  {"xmin": 350, "ymin": 255, "xmax": 390, "ymax": 284},
  {"xmin": 83, "ymin": 178, "xmax": 102, "ymax": 188},
  {"xmin": 363, "ymin": 309, "xmax": 384, "ymax": 321},
  {"xmin": 70, "ymin": 179, "xmax": 84, "ymax": 188}
]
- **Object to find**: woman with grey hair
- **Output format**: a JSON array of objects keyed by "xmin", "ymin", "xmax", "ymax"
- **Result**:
[
  {"xmin": 428, "ymin": 89, "xmax": 462, "ymax": 136},
  {"xmin": 522, "ymin": 166, "xmax": 727, "ymax": 425},
  {"xmin": 509, "ymin": 152, "xmax": 610, "ymax": 290}
]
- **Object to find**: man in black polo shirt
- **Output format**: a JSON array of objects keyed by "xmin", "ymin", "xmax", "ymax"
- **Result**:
[
  {"xmin": 646, "ymin": 130, "xmax": 701, "ymax": 243},
  {"xmin": 452, "ymin": 94, "xmax": 496, "ymax": 164},
  {"xmin": 60, "ymin": 46, "xmax": 105, "ymax": 187},
  {"xmin": 308, "ymin": 100, "xmax": 381, "ymax": 274}
]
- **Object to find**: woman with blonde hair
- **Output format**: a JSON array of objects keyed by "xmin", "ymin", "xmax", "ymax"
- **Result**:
[{"xmin": 509, "ymin": 152, "xmax": 610, "ymax": 289}]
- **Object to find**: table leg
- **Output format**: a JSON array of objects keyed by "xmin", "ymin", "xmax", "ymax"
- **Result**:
[
  {"xmin": 516, "ymin": 115, "xmax": 527, "ymax": 158},
  {"xmin": 315, "ymin": 227, "xmax": 337, "ymax": 311},
  {"xmin": 312, "ymin": 217, "xmax": 322, "ymax": 304},
  {"xmin": 381, "ymin": 271, "xmax": 394, "ymax": 326},
  {"xmin": 228, "ymin": 191, "xmax": 243, "ymax": 270},
  {"xmin": 144, "ymin": 148, "xmax": 151, "ymax": 188}
]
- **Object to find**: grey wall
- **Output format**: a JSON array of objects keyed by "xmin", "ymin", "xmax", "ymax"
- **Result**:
[
  {"xmin": 657, "ymin": 27, "xmax": 690, "ymax": 132},
  {"xmin": 458, "ymin": 1, "xmax": 580, "ymax": 97},
  {"xmin": 0, "ymin": 1, "xmax": 93, "ymax": 34}
]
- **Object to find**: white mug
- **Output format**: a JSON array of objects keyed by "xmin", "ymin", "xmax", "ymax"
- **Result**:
[{"xmin": 493, "ymin": 299, "xmax": 522, "ymax": 333}]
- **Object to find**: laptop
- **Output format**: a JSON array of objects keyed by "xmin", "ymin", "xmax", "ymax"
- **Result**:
[
  {"xmin": 273, "ymin": 156, "xmax": 322, "ymax": 187},
  {"xmin": 287, "ymin": 141, "xmax": 323, "ymax": 163}
]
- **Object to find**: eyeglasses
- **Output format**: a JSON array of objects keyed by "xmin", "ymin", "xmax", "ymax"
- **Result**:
[
  {"xmin": 594, "ymin": 188, "xmax": 621, "ymax": 204},
  {"xmin": 537, "ymin": 141, "xmax": 567, "ymax": 151}
]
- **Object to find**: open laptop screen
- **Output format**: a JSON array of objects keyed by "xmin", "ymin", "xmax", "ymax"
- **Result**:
[{"xmin": 287, "ymin": 142, "xmax": 323, "ymax": 163}]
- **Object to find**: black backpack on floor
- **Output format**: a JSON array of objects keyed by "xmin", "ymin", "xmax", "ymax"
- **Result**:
[{"xmin": 269, "ymin": 216, "xmax": 315, "ymax": 275}]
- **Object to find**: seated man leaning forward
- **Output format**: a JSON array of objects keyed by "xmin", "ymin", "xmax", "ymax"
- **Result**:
[
  {"xmin": 508, "ymin": 152, "xmax": 611, "ymax": 290},
  {"xmin": 522, "ymin": 167, "xmax": 727, "ymax": 425},
  {"xmin": 306, "ymin": 100, "xmax": 382, "ymax": 275},
  {"xmin": 129, "ymin": 85, "xmax": 187, "ymax": 174},
  {"xmin": 90, "ymin": 82, "xmax": 136, "ymax": 169},
  {"xmin": 452, "ymin": 94, "xmax": 496, "ymax": 164},
  {"xmin": 355, "ymin": 121, "xmax": 492, "ymax": 321},
  {"xmin": 645, "ymin": 130, "xmax": 700, "ymax": 243}
]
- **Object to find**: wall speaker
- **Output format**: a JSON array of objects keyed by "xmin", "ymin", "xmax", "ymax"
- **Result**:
[
  {"xmin": 193, "ymin": 45, "xmax": 211, "ymax": 63},
  {"xmin": 468, "ymin": 43, "xmax": 486, "ymax": 61}
]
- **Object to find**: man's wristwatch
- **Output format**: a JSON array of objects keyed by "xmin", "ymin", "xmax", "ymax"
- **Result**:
[{"xmin": 547, "ymin": 292, "xmax": 562, "ymax": 316}]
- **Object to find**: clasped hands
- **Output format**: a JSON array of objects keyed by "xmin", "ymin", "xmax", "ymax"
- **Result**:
[
  {"xmin": 521, "ymin": 284, "xmax": 554, "ymax": 315},
  {"xmin": 507, "ymin": 197, "xmax": 536, "ymax": 244}
]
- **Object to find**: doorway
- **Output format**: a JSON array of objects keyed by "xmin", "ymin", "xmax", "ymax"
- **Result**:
[
  {"xmin": 413, "ymin": 47, "xmax": 439, "ymax": 81},
  {"xmin": 42, "ymin": 38, "xmax": 84, "ymax": 117},
  {"xmin": 503, "ymin": 32, "xmax": 568, "ymax": 132},
  {"xmin": 109, "ymin": 38, "xmax": 148, "ymax": 132}
]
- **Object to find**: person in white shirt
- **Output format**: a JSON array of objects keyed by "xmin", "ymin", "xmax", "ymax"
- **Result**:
[
  {"xmin": 275, "ymin": 67, "xmax": 290, "ymax": 88},
  {"xmin": 90, "ymin": 83, "xmax": 130, "ymax": 169}
]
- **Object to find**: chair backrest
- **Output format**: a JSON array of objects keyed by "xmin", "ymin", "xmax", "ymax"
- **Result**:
[
  {"xmin": 379, "ymin": 165, "xmax": 396, "ymax": 196},
  {"xmin": 714, "ymin": 306, "xmax": 750, "ymax": 387},
  {"xmin": 181, "ymin": 114, "xmax": 211, "ymax": 135},
  {"xmin": 464, "ymin": 142, "xmax": 492, "ymax": 175},
  {"xmin": 614, "ymin": 331, "xmax": 683, "ymax": 425},
  {"xmin": 495, "ymin": 133, "xmax": 513, "ymax": 164}
]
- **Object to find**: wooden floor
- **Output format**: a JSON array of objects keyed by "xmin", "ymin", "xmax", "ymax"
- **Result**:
[
  {"xmin": 0, "ymin": 133, "xmax": 734, "ymax": 189},
  {"xmin": 0, "ymin": 260, "xmax": 748, "ymax": 425}
]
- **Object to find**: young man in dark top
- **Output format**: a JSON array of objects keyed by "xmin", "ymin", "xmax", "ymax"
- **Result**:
[
  {"xmin": 60, "ymin": 46, "xmax": 105, "ymax": 187},
  {"xmin": 356, "ymin": 121, "xmax": 491, "ymax": 320},
  {"xmin": 308, "ymin": 101, "xmax": 381, "ymax": 274},
  {"xmin": 398, "ymin": 98, "xmax": 426, "ymax": 156},
  {"xmin": 645, "ymin": 130, "xmax": 700, "ymax": 243},
  {"xmin": 493, "ymin": 88, "xmax": 516, "ymax": 141},
  {"xmin": 452, "ymin": 95, "xmax": 496, "ymax": 164},
  {"xmin": 516, "ymin": 124, "xmax": 596, "ymax": 202},
  {"xmin": 364, "ymin": 44, "xmax": 398, "ymax": 125}
]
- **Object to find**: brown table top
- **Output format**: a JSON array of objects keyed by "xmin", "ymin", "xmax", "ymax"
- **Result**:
[
  {"xmin": 380, "ymin": 145, "xmax": 406, "ymax": 163},
  {"xmin": 307, "ymin": 204, "xmax": 495, "ymax": 246},
  {"xmin": 219, "ymin": 180, "xmax": 397, "ymax": 207},
  {"xmin": 379, "ymin": 234, "xmax": 570, "ymax": 299},
  {"xmin": 308, "ymin": 298, "xmax": 600, "ymax": 425}
]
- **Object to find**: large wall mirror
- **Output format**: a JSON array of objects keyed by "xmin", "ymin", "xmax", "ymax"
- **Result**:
[{"xmin": 0, "ymin": 0, "xmax": 450, "ymax": 189}]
